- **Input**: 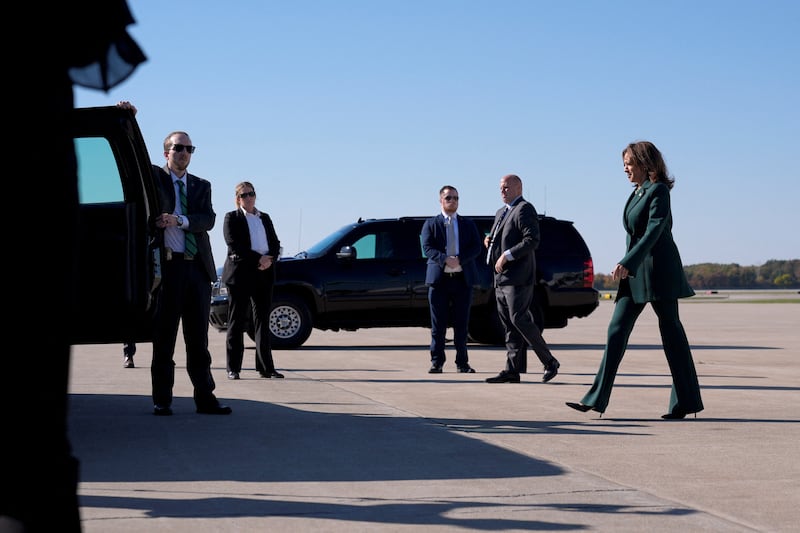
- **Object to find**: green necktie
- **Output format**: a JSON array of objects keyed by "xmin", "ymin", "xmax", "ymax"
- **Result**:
[{"xmin": 177, "ymin": 180, "xmax": 197, "ymax": 258}]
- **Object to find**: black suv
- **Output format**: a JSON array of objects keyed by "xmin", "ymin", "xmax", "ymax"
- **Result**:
[{"xmin": 209, "ymin": 215, "xmax": 598, "ymax": 348}]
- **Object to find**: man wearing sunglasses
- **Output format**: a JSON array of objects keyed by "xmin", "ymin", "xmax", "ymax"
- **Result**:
[
  {"xmin": 421, "ymin": 186, "xmax": 482, "ymax": 374},
  {"xmin": 147, "ymin": 124, "xmax": 231, "ymax": 416}
]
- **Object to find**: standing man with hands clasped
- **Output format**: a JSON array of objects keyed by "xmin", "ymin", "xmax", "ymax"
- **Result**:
[
  {"xmin": 421, "ymin": 185, "xmax": 482, "ymax": 374},
  {"xmin": 118, "ymin": 100, "xmax": 231, "ymax": 416},
  {"xmin": 484, "ymin": 174, "xmax": 560, "ymax": 384},
  {"xmin": 152, "ymin": 127, "xmax": 231, "ymax": 415}
]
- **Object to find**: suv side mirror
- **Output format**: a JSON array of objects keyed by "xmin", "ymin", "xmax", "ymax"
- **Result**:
[{"xmin": 336, "ymin": 245, "xmax": 356, "ymax": 260}]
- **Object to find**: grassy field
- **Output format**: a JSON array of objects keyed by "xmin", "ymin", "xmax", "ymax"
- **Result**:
[{"xmin": 597, "ymin": 289, "xmax": 800, "ymax": 304}]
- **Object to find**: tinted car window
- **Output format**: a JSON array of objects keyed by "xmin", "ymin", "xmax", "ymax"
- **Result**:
[
  {"xmin": 353, "ymin": 233, "xmax": 377, "ymax": 259},
  {"xmin": 76, "ymin": 137, "xmax": 125, "ymax": 203},
  {"xmin": 539, "ymin": 222, "xmax": 584, "ymax": 255},
  {"xmin": 304, "ymin": 225, "xmax": 350, "ymax": 257}
]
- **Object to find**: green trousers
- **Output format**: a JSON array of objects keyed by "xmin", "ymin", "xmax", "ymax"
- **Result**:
[{"xmin": 580, "ymin": 295, "xmax": 704, "ymax": 415}]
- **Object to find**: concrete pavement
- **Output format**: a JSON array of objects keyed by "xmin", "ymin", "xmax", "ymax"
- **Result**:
[{"xmin": 67, "ymin": 298, "xmax": 800, "ymax": 531}]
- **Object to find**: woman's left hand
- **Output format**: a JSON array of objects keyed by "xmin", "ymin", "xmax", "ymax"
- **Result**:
[{"xmin": 612, "ymin": 263, "xmax": 629, "ymax": 281}]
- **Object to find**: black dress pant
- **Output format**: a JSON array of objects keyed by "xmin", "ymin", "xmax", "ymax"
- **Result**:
[
  {"xmin": 428, "ymin": 273, "xmax": 472, "ymax": 368},
  {"xmin": 151, "ymin": 259, "xmax": 216, "ymax": 408},
  {"xmin": 495, "ymin": 283, "xmax": 555, "ymax": 375},
  {"xmin": 226, "ymin": 275, "xmax": 277, "ymax": 375}
]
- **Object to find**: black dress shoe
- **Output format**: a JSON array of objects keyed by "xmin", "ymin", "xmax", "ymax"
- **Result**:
[
  {"xmin": 565, "ymin": 401, "xmax": 593, "ymax": 412},
  {"xmin": 259, "ymin": 371, "xmax": 285, "ymax": 378},
  {"xmin": 542, "ymin": 360, "xmax": 560, "ymax": 383},
  {"xmin": 196, "ymin": 404, "xmax": 232, "ymax": 415},
  {"xmin": 123, "ymin": 356, "xmax": 135, "ymax": 368},
  {"xmin": 485, "ymin": 371, "xmax": 520, "ymax": 383},
  {"xmin": 227, "ymin": 371, "xmax": 240, "ymax": 380},
  {"xmin": 153, "ymin": 405, "xmax": 173, "ymax": 416},
  {"xmin": 457, "ymin": 366, "xmax": 476, "ymax": 373},
  {"xmin": 428, "ymin": 365, "xmax": 443, "ymax": 374}
]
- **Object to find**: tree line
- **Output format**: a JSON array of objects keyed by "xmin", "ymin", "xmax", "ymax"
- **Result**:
[{"xmin": 593, "ymin": 259, "xmax": 800, "ymax": 290}]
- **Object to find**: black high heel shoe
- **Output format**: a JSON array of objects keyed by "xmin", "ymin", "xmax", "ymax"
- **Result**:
[
  {"xmin": 566, "ymin": 402, "xmax": 604, "ymax": 418},
  {"xmin": 661, "ymin": 410, "xmax": 697, "ymax": 420},
  {"xmin": 566, "ymin": 402, "xmax": 593, "ymax": 412}
]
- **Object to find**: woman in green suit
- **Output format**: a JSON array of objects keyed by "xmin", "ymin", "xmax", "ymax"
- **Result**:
[{"xmin": 567, "ymin": 141, "xmax": 704, "ymax": 419}]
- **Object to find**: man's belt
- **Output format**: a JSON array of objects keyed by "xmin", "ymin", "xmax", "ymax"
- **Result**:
[{"xmin": 165, "ymin": 248, "xmax": 194, "ymax": 261}]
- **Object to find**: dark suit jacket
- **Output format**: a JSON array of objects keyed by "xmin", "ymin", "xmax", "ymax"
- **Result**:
[
  {"xmin": 619, "ymin": 179, "xmax": 694, "ymax": 303},
  {"xmin": 221, "ymin": 209, "xmax": 281, "ymax": 287},
  {"xmin": 421, "ymin": 213, "xmax": 482, "ymax": 287},
  {"xmin": 488, "ymin": 198, "xmax": 540, "ymax": 287},
  {"xmin": 154, "ymin": 164, "xmax": 216, "ymax": 282}
]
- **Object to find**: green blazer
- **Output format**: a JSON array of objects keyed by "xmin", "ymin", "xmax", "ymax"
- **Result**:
[{"xmin": 618, "ymin": 179, "xmax": 694, "ymax": 303}]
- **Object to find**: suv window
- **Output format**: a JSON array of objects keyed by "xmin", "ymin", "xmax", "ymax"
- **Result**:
[
  {"xmin": 540, "ymin": 222, "xmax": 586, "ymax": 256},
  {"xmin": 76, "ymin": 137, "xmax": 125, "ymax": 203}
]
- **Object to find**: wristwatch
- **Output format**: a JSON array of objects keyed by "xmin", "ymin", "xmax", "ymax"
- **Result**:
[{"xmin": 176, "ymin": 215, "xmax": 184, "ymax": 226}]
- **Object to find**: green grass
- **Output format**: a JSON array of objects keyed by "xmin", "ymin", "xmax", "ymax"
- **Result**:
[{"xmin": 597, "ymin": 291, "xmax": 800, "ymax": 304}]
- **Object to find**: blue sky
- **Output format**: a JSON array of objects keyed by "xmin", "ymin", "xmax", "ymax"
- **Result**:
[{"xmin": 76, "ymin": 1, "xmax": 799, "ymax": 274}]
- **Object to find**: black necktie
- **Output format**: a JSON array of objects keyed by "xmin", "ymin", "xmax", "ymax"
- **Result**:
[
  {"xmin": 486, "ymin": 206, "xmax": 509, "ymax": 264},
  {"xmin": 177, "ymin": 180, "xmax": 197, "ymax": 258}
]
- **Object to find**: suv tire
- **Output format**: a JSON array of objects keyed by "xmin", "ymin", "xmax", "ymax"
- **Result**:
[{"xmin": 269, "ymin": 294, "xmax": 312, "ymax": 349}]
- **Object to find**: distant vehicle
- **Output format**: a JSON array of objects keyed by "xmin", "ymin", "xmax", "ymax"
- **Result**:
[{"xmin": 209, "ymin": 215, "xmax": 598, "ymax": 349}]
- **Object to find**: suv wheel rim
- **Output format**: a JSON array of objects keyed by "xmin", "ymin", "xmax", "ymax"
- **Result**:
[{"xmin": 270, "ymin": 305, "xmax": 301, "ymax": 339}]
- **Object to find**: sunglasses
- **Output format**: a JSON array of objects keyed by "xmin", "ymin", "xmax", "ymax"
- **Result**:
[
  {"xmin": 171, "ymin": 144, "xmax": 196, "ymax": 154},
  {"xmin": 238, "ymin": 191, "xmax": 256, "ymax": 199},
  {"xmin": 444, "ymin": 195, "xmax": 459, "ymax": 201}
]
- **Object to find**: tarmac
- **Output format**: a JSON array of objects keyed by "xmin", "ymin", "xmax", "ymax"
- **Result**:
[{"xmin": 67, "ymin": 297, "xmax": 800, "ymax": 532}]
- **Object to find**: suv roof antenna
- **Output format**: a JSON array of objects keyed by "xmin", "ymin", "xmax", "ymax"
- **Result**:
[
  {"xmin": 543, "ymin": 185, "xmax": 547, "ymax": 215},
  {"xmin": 297, "ymin": 208, "xmax": 303, "ymax": 252}
]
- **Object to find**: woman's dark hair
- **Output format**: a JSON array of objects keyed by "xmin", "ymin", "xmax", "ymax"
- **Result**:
[{"xmin": 622, "ymin": 141, "xmax": 675, "ymax": 189}]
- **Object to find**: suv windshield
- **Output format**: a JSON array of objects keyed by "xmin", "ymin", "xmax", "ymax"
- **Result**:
[{"xmin": 300, "ymin": 223, "xmax": 356, "ymax": 258}]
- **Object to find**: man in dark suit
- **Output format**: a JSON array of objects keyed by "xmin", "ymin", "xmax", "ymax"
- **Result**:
[
  {"xmin": 421, "ymin": 186, "xmax": 483, "ymax": 373},
  {"xmin": 484, "ymin": 174, "xmax": 560, "ymax": 384},
  {"xmin": 150, "ymin": 130, "xmax": 231, "ymax": 416},
  {"xmin": 221, "ymin": 181, "xmax": 284, "ymax": 380}
]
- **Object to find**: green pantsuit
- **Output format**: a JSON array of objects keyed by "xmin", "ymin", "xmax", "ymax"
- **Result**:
[{"xmin": 580, "ymin": 178, "xmax": 703, "ymax": 415}]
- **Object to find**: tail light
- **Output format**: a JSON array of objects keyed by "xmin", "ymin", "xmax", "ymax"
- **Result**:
[{"xmin": 583, "ymin": 259, "xmax": 594, "ymax": 288}]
